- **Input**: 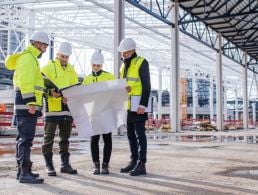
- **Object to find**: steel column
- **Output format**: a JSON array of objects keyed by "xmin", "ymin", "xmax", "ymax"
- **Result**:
[
  {"xmin": 170, "ymin": 2, "xmax": 180, "ymax": 132},
  {"xmin": 209, "ymin": 76, "xmax": 214, "ymax": 120},
  {"xmin": 158, "ymin": 69, "xmax": 162, "ymax": 120},
  {"xmin": 243, "ymin": 52, "xmax": 248, "ymax": 129},
  {"xmin": 114, "ymin": 0, "xmax": 125, "ymax": 78},
  {"xmin": 216, "ymin": 33, "xmax": 223, "ymax": 131}
]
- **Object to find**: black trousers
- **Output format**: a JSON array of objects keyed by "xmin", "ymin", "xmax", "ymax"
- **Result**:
[
  {"xmin": 16, "ymin": 115, "xmax": 38, "ymax": 164},
  {"xmin": 91, "ymin": 133, "xmax": 112, "ymax": 164},
  {"xmin": 127, "ymin": 121, "xmax": 147, "ymax": 163}
]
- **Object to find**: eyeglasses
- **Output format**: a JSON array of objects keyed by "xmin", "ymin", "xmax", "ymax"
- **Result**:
[{"xmin": 92, "ymin": 64, "xmax": 101, "ymax": 67}]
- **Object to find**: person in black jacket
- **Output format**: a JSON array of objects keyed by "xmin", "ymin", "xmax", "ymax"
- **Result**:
[{"xmin": 118, "ymin": 38, "xmax": 151, "ymax": 176}]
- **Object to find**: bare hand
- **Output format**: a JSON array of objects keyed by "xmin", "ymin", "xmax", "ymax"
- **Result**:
[
  {"xmin": 137, "ymin": 107, "xmax": 145, "ymax": 115},
  {"xmin": 62, "ymin": 97, "xmax": 68, "ymax": 104},
  {"xmin": 28, "ymin": 105, "xmax": 36, "ymax": 114},
  {"xmin": 126, "ymin": 86, "xmax": 132, "ymax": 93},
  {"xmin": 51, "ymin": 90, "xmax": 61, "ymax": 98}
]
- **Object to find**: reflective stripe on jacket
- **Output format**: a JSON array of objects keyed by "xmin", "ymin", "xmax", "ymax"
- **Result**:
[
  {"xmin": 12, "ymin": 44, "xmax": 44, "ymax": 115},
  {"xmin": 41, "ymin": 59, "xmax": 78, "ymax": 120}
]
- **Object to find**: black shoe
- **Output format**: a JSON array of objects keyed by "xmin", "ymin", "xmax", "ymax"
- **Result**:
[
  {"xmin": 60, "ymin": 153, "xmax": 77, "ymax": 174},
  {"xmin": 120, "ymin": 161, "xmax": 137, "ymax": 173},
  {"xmin": 101, "ymin": 163, "xmax": 109, "ymax": 174},
  {"xmin": 19, "ymin": 173, "xmax": 44, "ymax": 184},
  {"xmin": 93, "ymin": 162, "xmax": 100, "ymax": 175},
  {"xmin": 44, "ymin": 154, "xmax": 56, "ymax": 176},
  {"xmin": 16, "ymin": 161, "xmax": 39, "ymax": 180},
  {"xmin": 28, "ymin": 162, "xmax": 40, "ymax": 178},
  {"xmin": 60, "ymin": 165, "xmax": 77, "ymax": 174},
  {"xmin": 19, "ymin": 163, "xmax": 44, "ymax": 184},
  {"xmin": 129, "ymin": 161, "xmax": 146, "ymax": 176}
]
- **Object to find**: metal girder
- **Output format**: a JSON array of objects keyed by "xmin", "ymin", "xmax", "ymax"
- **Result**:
[
  {"xmin": 125, "ymin": 0, "xmax": 174, "ymax": 26},
  {"xmin": 179, "ymin": 10, "xmax": 258, "ymax": 24},
  {"xmin": 126, "ymin": 0, "xmax": 258, "ymax": 70}
]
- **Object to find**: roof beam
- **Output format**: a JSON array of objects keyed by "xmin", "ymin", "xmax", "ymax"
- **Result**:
[
  {"xmin": 180, "ymin": 10, "xmax": 258, "ymax": 24},
  {"xmin": 221, "ymin": 27, "xmax": 258, "ymax": 34}
]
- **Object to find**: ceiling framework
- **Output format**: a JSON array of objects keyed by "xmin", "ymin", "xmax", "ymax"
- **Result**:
[
  {"xmin": 127, "ymin": 0, "xmax": 258, "ymax": 72},
  {"xmin": 0, "ymin": 0, "xmax": 255, "ymax": 89}
]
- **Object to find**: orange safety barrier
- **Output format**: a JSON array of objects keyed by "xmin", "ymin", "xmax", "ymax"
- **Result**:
[{"xmin": 0, "ymin": 104, "xmax": 6, "ymax": 112}]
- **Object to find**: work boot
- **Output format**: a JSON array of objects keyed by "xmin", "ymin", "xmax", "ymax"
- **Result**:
[
  {"xmin": 129, "ymin": 161, "xmax": 146, "ymax": 176},
  {"xmin": 60, "ymin": 153, "xmax": 77, "ymax": 174},
  {"xmin": 120, "ymin": 161, "xmax": 137, "ymax": 173},
  {"xmin": 93, "ymin": 162, "xmax": 100, "ymax": 175},
  {"xmin": 101, "ymin": 163, "xmax": 109, "ymax": 174},
  {"xmin": 19, "ymin": 163, "xmax": 44, "ymax": 184},
  {"xmin": 44, "ymin": 154, "xmax": 56, "ymax": 176},
  {"xmin": 16, "ymin": 161, "xmax": 39, "ymax": 180}
]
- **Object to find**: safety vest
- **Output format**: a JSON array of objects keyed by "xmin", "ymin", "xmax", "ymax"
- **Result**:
[
  {"xmin": 5, "ymin": 45, "xmax": 44, "ymax": 115},
  {"xmin": 119, "ymin": 56, "xmax": 145, "ymax": 109},
  {"xmin": 82, "ymin": 70, "xmax": 115, "ymax": 85},
  {"xmin": 41, "ymin": 59, "xmax": 78, "ymax": 120}
]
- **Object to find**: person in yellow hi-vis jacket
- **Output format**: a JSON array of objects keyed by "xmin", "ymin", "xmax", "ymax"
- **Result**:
[
  {"xmin": 5, "ymin": 31, "xmax": 49, "ymax": 184},
  {"xmin": 83, "ymin": 50, "xmax": 115, "ymax": 175},
  {"xmin": 41, "ymin": 42, "xmax": 78, "ymax": 176},
  {"xmin": 118, "ymin": 38, "xmax": 151, "ymax": 176}
]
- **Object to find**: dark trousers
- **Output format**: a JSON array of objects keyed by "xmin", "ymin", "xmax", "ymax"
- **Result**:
[
  {"xmin": 42, "ymin": 120, "xmax": 72, "ymax": 155},
  {"xmin": 127, "ymin": 121, "xmax": 147, "ymax": 163},
  {"xmin": 91, "ymin": 133, "xmax": 112, "ymax": 164},
  {"xmin": 16, "ymin": 115, "xmax": 38, "ymax": 164}
]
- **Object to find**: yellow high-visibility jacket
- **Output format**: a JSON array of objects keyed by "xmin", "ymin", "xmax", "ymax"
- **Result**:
[
  {"xmin": 7, "ymin": 44, "xmax": 44, "ymax": 115},
  {"xmin": 83, "ymin": 70, "xmax": 115, "ymax": 85},
  {"xmin": 41, "ymin": 59, "xmax": 78, "ymax": 121},
  {"xmin": 120, "ymin": 56, "xmax": 145, "ymax": 109}
]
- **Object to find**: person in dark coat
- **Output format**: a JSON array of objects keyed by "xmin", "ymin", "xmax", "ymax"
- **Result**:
[{"xmin": 118, "ymin": 38, "xmax": 151, "ymax": 176}]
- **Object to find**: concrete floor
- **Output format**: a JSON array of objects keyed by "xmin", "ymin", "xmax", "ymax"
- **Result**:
[{"xmin": 0, "ymin": 134, "xmax": 258, "ymax": 195}]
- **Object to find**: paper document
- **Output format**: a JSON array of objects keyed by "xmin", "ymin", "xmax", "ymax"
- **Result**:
[
  {"xmin": 130, "ymin": 96, "xmax": 153, "ymax": 113},
  {"xmin": 61, "ymin": 79, "xmax": 128, "ymax": 137}
]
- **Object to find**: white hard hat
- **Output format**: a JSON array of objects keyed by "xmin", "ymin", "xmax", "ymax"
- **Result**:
[
  {"xmin": 58, "ymin": 42, "xmax": 72, "ymax": 56},
  {"xmin": 30, "ymin": 31, "xmax": 49, "ymax": 45},
  {"xmin": 91, "ymin": 50, "xmax": 104, "ymax": 65},
  {"xmin": 118, "ymin": 38, "xmax": 136, "ymax": 52}
]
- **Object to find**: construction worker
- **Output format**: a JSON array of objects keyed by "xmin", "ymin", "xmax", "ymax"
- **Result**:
[
  {"xmin": 82, "ymin": 50, "xmax": 115, "ymax": 174},
  {"xmin": 41, "ymin": 42, "xmax": 78, "ymax": 176},
  {"xmin": 118, "ymin": 38, "xmax": 151, "ymax": 176},
  {"xmin": 6, "ymin": 31, "xmax": 49, "ymax": 183}
]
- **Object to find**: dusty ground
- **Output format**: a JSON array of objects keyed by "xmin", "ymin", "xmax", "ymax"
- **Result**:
[{"xmin": 0, "ymin": 134, "xmax": 258, "ymax": 195}]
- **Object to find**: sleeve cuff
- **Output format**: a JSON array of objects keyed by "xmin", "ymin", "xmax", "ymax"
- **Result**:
[{"xmin": 26, "ymin": 102, "xmax": 36, "ymax": 106}]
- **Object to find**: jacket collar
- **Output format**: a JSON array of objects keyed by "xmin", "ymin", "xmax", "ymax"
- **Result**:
[
  {"xmin": 55, "ymin": 58, "xmax": 72, "ymax": 70},
  {"xmin": 92, "ymin": 70, "xmax": 103, "ymax": 76},
  {"xmin": 27, "ymin": 44, "xmax": 41, "ymax": 58},
  {"xmin": 123, "ymin": 52, "xmax": 137, "ymax": 69}
]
